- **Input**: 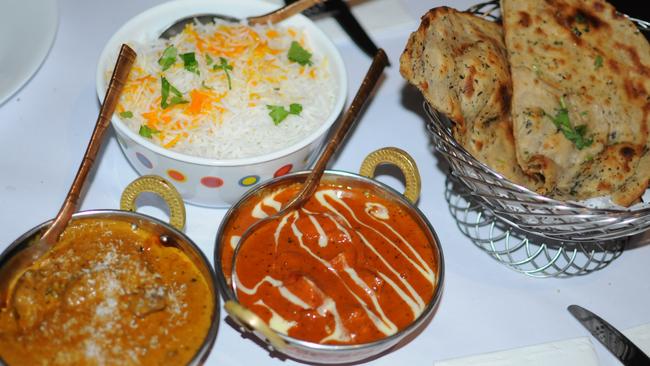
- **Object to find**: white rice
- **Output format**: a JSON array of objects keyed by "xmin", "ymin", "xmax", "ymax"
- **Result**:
[{"xmin": 113, "ymin": 20, "xmax": 338, "ymax": 159}]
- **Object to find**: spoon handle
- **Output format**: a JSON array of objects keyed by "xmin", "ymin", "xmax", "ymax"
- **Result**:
[
  {"xmin": 40, "ymin": 44, "xmax": 136, "ymax": 245},
  {"xmin": 291, "ymin": 49, "xmax": 389, "ymax": 206},
  {"xmin": 248, "ymin": 0, "xmax": 325, "ymax": 25}
]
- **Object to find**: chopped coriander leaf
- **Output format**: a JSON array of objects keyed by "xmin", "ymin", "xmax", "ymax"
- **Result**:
[
  {"xmin": 213, "ymin": 57, "xmax": 233, "ymax": 90},
  {"xmin": 267, "ymin": 105, "xmax": 290, "ymax": 125},
  {"xmin": 289, "ymin": 103, "xmax": 302, "ymax": 115},
  {"xmin": 139, "ymin": 125, "xmax": 159, "ymax": 138},
  {"xmin": 545, "ymin": 97, "xmax": 593, "ymax": 150},
  {"xmin": 180, "ymin": 52, "xmax": 199, "ymax": 75},
  {"xmin": 574, "ymin": 14, "xmax": 590, "ymax": 31},
  {"xmin": 267, "ymin": 103, "xmax": 302, "ymax": 125},
  {"xmin": 161, "ymin": 76, "xmax": 188, "ymax": 109},
  {"xmin": 205, "ymin": 54, "xmax": 214, "ymax": 65},
  {"xmin": 158, "ymin": 45, "xmax": 177, "ymax": 71},
  {"xmin": 572, "ymin": 27, "xmax": 583, "ymax": 37},
  {"xmin": 201, "ymin": 81, "xmax": 214, "ymax": 90},
  {"xmin": 119, "ymin": 111, "xmax": 133, "ymax": 118},
  {"xmin": 288, "ymin": 41, "xmax": 312, "ymax": 66},
  {"xmin": 594, "ymin": 55, "xmax": 603, "ymax": 69}
]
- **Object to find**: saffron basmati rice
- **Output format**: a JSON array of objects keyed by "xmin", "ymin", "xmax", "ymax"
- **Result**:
[{"xmin": 114, "ymin": 20, "xmax": 338, "ymax": 160}]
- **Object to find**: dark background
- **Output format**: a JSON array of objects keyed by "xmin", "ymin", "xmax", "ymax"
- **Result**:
[{"xmin": 608, "ymin": 0, "xmax": 649, "ymax": 21}]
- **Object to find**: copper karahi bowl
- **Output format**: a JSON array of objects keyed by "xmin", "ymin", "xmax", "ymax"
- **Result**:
[{"xmin": 214, "ymin": 148, "xmax": 444, "ymax": 364}]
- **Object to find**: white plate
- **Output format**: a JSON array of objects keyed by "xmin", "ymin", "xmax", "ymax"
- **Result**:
[{"xmin": 0, "ymin": 0, "xmax": 58, "ymax": 106}]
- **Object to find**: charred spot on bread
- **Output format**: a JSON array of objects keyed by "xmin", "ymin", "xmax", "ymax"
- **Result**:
[{"xmin": 518, "ymin": 11, "xmax": 531, "ymax": 27}]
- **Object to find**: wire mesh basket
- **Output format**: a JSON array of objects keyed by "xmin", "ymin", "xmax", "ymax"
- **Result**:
[
  {"xmin": 425, "ymin": 2, "xmax": 650, "ymax": 244},
  {"xmin": 444, "ymin": 175, "xmax": 625, "ymax": 277}
]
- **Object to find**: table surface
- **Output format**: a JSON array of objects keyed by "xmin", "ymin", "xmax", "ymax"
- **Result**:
[{"xmin": 1, "ymin": 0, "xmax": 649, "ymax": 365}]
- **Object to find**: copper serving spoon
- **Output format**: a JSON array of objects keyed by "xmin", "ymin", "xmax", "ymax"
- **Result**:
[
  {"xmin": 224, "ymin": 49, "xmax": 389, "ymax": 344},
  {"xmin": 237, "ymin": 49, "xmax": 388, "ymax": 246},
  {"xmin": 0, "ymin": 44, "xmax": 136, "ymax": 308},
  {"xmin": 160, "ymin": 0, "xmax": 324, "ymax": 40}
]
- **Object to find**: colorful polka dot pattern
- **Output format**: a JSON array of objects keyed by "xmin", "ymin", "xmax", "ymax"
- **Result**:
[
  {"xmin": 239, "ymin": 175, "xmax": 260, "ymax": 187},
  {"xmin": 167, "ymin": 169, "xmax": 186, "ymax": 182},
  {"xmin": 133, "ymin": 152, "xmax": 298, "ymax": 189},
  {"xmin": 274, "ymin": 164, "xmax": 293, "ymax": 178},
  {"xmin": 136, "ymin": 152, "xmax": 153, "ymax": 169},
  {"xmin": 201, "ymin": 176, "xmax": 224, "ymax": 188}
]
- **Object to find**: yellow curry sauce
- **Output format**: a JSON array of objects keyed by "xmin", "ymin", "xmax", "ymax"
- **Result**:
[
  {"xmin": 0, "ymin": 219, "xmax": 213, "ymax": 365},
  {"xmin": 221, "ymin": 182, "xmax": 438, "ymax": 345}
]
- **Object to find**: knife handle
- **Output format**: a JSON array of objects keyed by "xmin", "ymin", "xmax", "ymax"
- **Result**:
[
  {"xmin": 284, "ymin": 0, "xmax": 337, "ymax": 17},
  {"xmin": 284, "ymin": 0, "xmax": 387, "ymax": 65}
]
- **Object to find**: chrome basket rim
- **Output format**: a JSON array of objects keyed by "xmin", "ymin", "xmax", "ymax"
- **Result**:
[{"xmin": 426, "ymin": 101, "xmax": 650, "ymax": 242}]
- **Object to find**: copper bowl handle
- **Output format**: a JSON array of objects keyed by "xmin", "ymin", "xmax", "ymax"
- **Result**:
[
  {"xmin": 224, "ymin": 300, "xmax": 288, "ymax": 351},
  {"xmin": 120, "ymin": 175, "xmax": 186, "ymax": 230},
  {"xmin": 359, "ymin": 147, "xmax": 421, "ymax": 204}
]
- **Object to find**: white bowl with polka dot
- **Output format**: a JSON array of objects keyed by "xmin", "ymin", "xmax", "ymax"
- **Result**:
[{"xmin": 96, "ymin": 0, "xmax": 347, "ymax": 207}]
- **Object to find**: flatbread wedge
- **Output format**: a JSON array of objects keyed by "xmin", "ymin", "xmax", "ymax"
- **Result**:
[
  {"xmin": 400, "ymin": 7, "xmax": 542, "ymax": 189},
  {"xmin": 502, "ymin": 0, "xmax": 650, "ymax": 206}
]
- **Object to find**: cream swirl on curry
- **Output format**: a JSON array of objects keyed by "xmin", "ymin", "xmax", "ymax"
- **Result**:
[{"xmin": 221, "ymin": 183, "xmax": 439, "ymax": 344}]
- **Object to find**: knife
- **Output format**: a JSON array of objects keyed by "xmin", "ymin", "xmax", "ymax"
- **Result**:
[
  {"xmin": 568, "ymin": 304, "xmax": 650, "ymax": 366},
  {"xmin": 284, "ymin": 0, "xmax": 387, "ymax": 64}
]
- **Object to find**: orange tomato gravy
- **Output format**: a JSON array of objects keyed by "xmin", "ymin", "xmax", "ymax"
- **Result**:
[
  {"xmin": 0, "ymin": 219, "xmax": 213, "ymax": 365},
  {"xmin": 221, "ymin": 182, "xmax": 439, "ymax": 344}
]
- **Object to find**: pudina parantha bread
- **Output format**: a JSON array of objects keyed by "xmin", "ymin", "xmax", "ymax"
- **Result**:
[
  {"xmin": 502, "ymin": 0, "xmax": 650, "ymax": 206},
  {"xmin": 400, "ymin": 7, "xmax": 542, "ymax": 189}
]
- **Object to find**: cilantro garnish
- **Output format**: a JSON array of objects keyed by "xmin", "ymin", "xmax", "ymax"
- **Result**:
[
  {"xmin": 572, "ymin": 27, "xmax": 583, "ymax": 37},
  {"xmin": 288, "ymin": 41, "xmax": 312, "ymax": 66},
  {"xmin": 289, "ymin": 103, "xmax": 302, "ymax": 115},
  {"xmin": 594, "ymin": 55, "xmax": 603, "ymax": 69},
  {"xmin": 267, "ymin": 103, "xmax": 303, "ymax": 125},
  {"xmin": 138, "ymin": 125, "xmax": 159, "ymax": 138},
  {"xmin": 573, "ymin": 13, "xmax": 590, "ymax": 35},
  {"xmin": 205, "ymin": 54, "xmax": 214, "ymax": 65},
  {"xmin": 213, "ymin": 57, "xmax": 233, "ymax": 90},
  {"xmin": 158, "ymin": 45, "xmax": 177, "ymax": 71},
  {"xmin": 545, "ymin": 97, "xmax": 593, "ymax": 150},
  {"xmin": 119, "ymin": 111, "xmax": 133, "ymax": 118},
  {"xmin": 180, "ymin": 52, "xmax": 199, "ymax": 75},
  {"xmin": 267, "ymin": 105, "xmax": 289, "ymax": 125},
  {"xmin": 160, "ymin": 76, "xmax": 188, "ymax": 109}
]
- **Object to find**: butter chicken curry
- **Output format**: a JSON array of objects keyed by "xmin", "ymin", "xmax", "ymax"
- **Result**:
[{"xmin": 221, "ymin": 182, "xmax": 439, "ymax": 345}]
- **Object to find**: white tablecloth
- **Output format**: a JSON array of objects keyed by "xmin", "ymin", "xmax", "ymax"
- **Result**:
[{"xmin": 1, "ymin": 0, "xmax": 649, "ymax": 365}]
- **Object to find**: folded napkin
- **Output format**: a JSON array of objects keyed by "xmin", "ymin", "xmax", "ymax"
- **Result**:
[
  {"xmin": 264, "ymin": 0, "xmax": 416, "ymax": 44},
  {"xmin": 433, "ymin": 337, "xmax": 599, "ymax": 366},
  {"xmin": 433, "ymin": 323, "xmax": 650, "ymax": 366},
  {"xmin": 624, "ymin": 323, "xmax": 650, "ymax": 355}
]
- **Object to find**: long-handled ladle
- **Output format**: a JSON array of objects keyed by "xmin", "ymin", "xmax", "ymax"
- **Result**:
[
  {"xmin": 0, "ymin": 44, "xmax": 136, "ymax": 308},
  {"xmin": 159, "ymin": 0, "xmax": 324, "ymax": 40},
  {"xmin": 223, "ymin": 49, "xmax": 389, "ymax": 349}
]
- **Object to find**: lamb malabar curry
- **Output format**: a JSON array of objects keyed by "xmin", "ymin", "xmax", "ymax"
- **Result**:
[{"xmin": 0, "ymin": 218, "xmax": 213, "ymax": 365}]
